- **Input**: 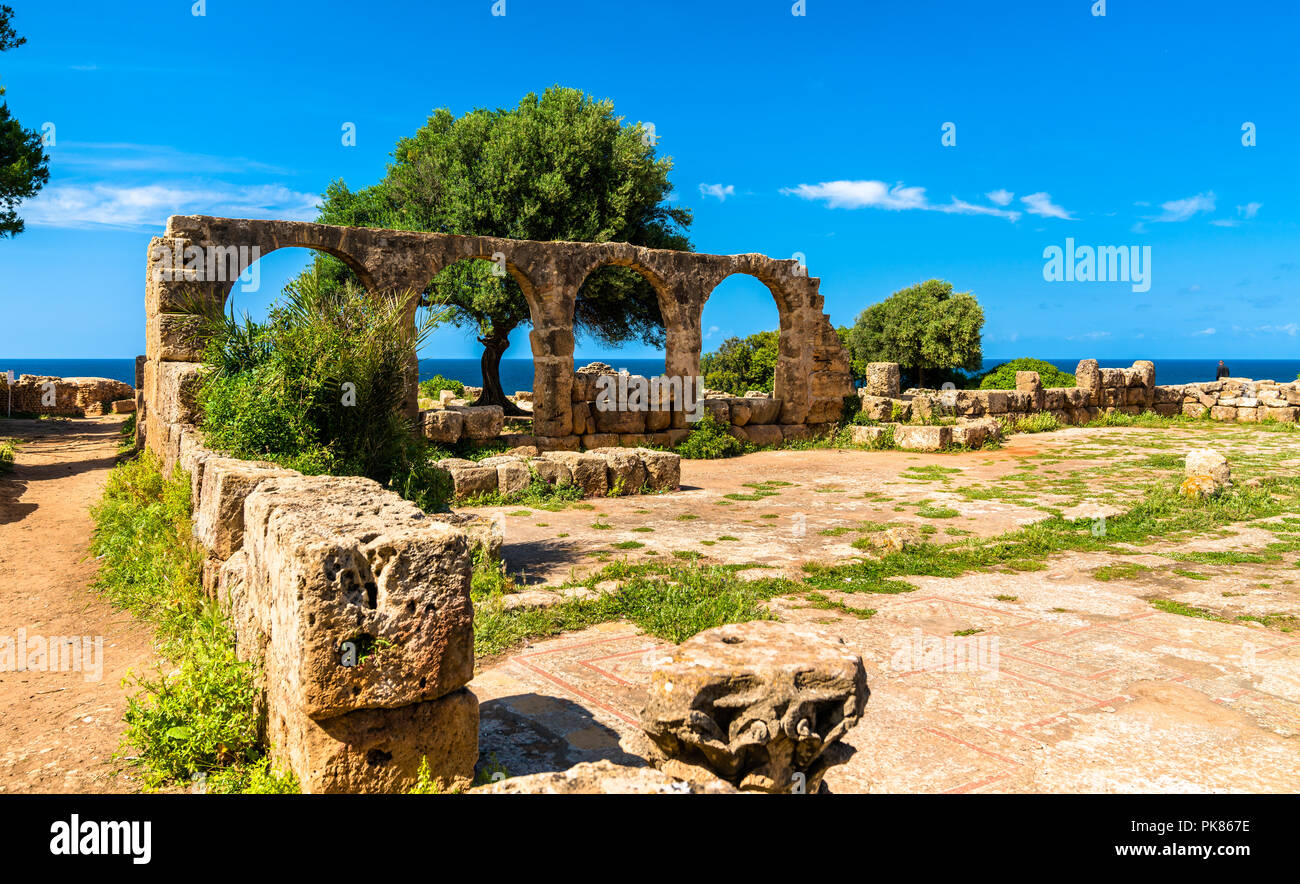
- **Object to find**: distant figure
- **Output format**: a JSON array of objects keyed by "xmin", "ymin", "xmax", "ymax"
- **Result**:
[{"xmin": 1216, "ymin": 360, "xmax": 1231, "ymax": 380}]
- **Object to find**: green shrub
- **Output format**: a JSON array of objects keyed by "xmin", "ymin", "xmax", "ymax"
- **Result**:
[
  {"xmin": 676, "ymin": 411, "xmax": 752, "ymax": 459},
  {"xmin": 701, "ymin": 330, "xmax": 778, "ymax": 396},
  {"xmin": 194, "ymin": 270, "xmax": 450, "ymax": 508},
  {"xmin": 89, "ymin": 452, "xmax": 296, "ymax": 792},
  {"xmin": 978, "ymin": 358, "xmax": 1075, "ymax": 390},
  {"xmin": 0, "ymin": 438, "xmax": 15, "ymax": 473},
  {"xmin": 418, "ymin": 374, "xmax": 466, "ymax": 400}
]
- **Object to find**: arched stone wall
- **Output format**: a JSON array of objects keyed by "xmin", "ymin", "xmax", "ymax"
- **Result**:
[{"xmin": 143, "ymin": 215, "xmax": 853, "ymax": 448}]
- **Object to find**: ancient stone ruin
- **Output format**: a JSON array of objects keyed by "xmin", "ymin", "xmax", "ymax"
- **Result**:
[
  {"xmin": 140, "ymin": 214, "xmax": 855, "ymax": 455},
  {"xmin": 0, "ymin": 374, "xmax": 134, "ymax": 417}
]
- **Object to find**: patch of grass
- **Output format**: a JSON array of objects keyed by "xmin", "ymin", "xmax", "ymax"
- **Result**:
[
  {"xmin": 675, "ymin": 513, "xmax": 700, "ymax": 521},
  {"xmin": 0, "ymin": 438, "xmax": 16, "ymax": 473},
  {"xmin": 953, "ymin": 628, "xmax": 984, "ymax": 636},
  {"xmin": 802, "ymin": 592, "xmax": 876, "ymax": 620},
  {"xmin": 994, "ymin": 595, "xmax": 1018, "ymax": 602},
  {"xmin": 1173, "ymin": 568, "xmax": 1210, "ymax": 580},
  {"xmin": 916, "ymin": 503, "xmax": 959, "ymax": 519},
  {"xmin": 473, "ymin": 563, "xmax": 800, "ymax": 657},
  {"xmin": 1149, "ymin": 598, "xmax": 1227, "ymax": 622},
  {"xmin": 613, "ymin": 540, "xmax": 646, "ymax": 550},
  {"xmin": 717, "ymin": 535, "xmax": 739, "ymax": 542},
  {"xmin": 89, "ymin": 452, "xmax": 297, "ymax": 793},
  {"xmin": 1092, "ymin": 562, "xmax": 1152, "ymax": 582},
  {"xmin": 631, "ymin": 525, "xmax": 654, "ymax": 533}
]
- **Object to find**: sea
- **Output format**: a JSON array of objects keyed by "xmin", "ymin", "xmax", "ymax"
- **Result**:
[{"xmin": 4, "ymin": 357, "xmax": 1298, "ymax": 390}]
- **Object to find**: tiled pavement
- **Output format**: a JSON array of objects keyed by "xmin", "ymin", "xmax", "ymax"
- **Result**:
[{"xmin": 470, "ymin": 561, "xmax": 1300, "ymax": 792}]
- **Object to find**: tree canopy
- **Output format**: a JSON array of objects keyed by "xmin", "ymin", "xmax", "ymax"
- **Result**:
[
  {"xmin": 844, "ymin": 279, "xmax": 984, "ymax": 388},
  {"xmin": 313, "ymin": 86, "xmax": 692, "ymax": 409},
  {"xmin": 701, "ymin": 330, "xmax": 779, "ymax": 396},
  {"xmin": 0, "ymin": 5, "xmax": 50, "ymax": 238}
]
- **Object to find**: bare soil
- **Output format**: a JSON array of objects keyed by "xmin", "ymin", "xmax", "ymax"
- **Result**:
[{"xmin": 0, "ymin": 416, "xmax": 155, "ymax": 793}]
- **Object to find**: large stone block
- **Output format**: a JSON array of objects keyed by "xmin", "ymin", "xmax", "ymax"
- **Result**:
[
  {"xmin": 745, "ymin": 397, "xmax": 782, "ymax": 425},
  {"xmin": 727, "ymin": 398, "xmax": 752, "ymax": 427},
  {"xmin": 893, "ymin": 424, "xmax": 952, "ymax": 451},
  {"xmin": 269, "ymin": 686, "xmax": 478, "ymax": 794},
  {"xmin": 592, "ymin": 405, "xmax": 646, "ymax": 435},
  {"xmin": 420, "ymin": 409, "xmax": 463, "ymax": 445},
  {"xmin": 590, "ymin": 447, "xmax": 647, "ymax": 495},
  {"xmin": 542, "ymin": 451, "xmax": 609, "ymax": 496},
  {"xmin": 744, "ymin": 424, "xmax": 784, "ymax": 447},
  {"xmin": 155, "ymin": 361, "xmax": 205, "ymax": 425},
  {"xmin": 146, "ymin": 312, "xmax": 207, "ymax": 363},
  {"xmin": 862, "ymin": 362, "xmax": 901, "ymax": 397},
  {"xmin": 435, "ymin": 458, "xmax": 498, "ymax": 499},
  {"xmin": 449, "ymin": 405, "xmax": 504, "ymax": 441},
  {"xmin": 243, "ymin": 474, "xmax": 475, "ymax": 719},
  {"xmin": 472, "ymin": 760, "xmax": 737, "ymax": 794},
  {"xmin": 195, "ymin": 457, "xmax": 298, "ymax": 560},
  {"xmin": 634, "ymin": 448, "xmax": 681, "ymax": 491},
  {"xmin": 216, "ymin": 550, "xmax": 267, "ymax": 665},
  {"xmin": 639, "ymin": 621, "xmax": 868, "ymax": 794}
]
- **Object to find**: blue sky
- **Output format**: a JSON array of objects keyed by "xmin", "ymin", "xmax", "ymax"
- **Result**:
[{"xmin": 0, "ymin": 0, "xmax": 1295, "ymax": 361}]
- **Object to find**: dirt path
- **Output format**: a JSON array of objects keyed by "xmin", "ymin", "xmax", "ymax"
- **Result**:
[{"xmin": 0, "ymin": 416, "xmax": 155, "ymax": 793}]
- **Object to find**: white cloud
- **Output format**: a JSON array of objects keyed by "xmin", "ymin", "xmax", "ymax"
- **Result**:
[
  {"xmin": 1020, "ymin": 192, "xmax": 1074, "ymax": 220},
  {"xmin": 1191, "ymin": 327, "xmax": 1217, "ymax": 336},
  {"xmin": 53, "ymin": 142, "xmax": 291, "ymax": 176},
  {"xmin": 1239, "ymin": 201, "xmax": 1262, "ymax": 219},
  {"xmin": 704, "ymin": 325, "xmax": 720, "ymax": 340},
  {"xmin": 1151, "ymin": 192, "xmax": 1216, "ymax": 223},
  {"xmin": 782, "ymin": 180, "xmax": 1021, "ymax": 221},
  {"xmin": 1258, "ymin": 323, "xmax": 1298, "ymax": 336},
  {"xmin": 1067, "ymin": 331, "xmax": 1111, "ymax": 341},
  {"xmin": 698, "ymin": 183, "xmax": 736, "ymax": 202},
  {"xmin": 986, "ymin": 189, "xmax": 1014, "ymax": 206},
  {"xmin": 23, "ymin": 182, "xmax": 321, "ymax": 230}
]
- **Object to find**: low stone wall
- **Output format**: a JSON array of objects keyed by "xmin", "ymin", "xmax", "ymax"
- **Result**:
[
  {"xmin": 142, "ymin": 359, "xmax": 486, "ymax": 791},
  {"xmin": 0, "ymin": 375, "xmax": 134, "ymax": 417},
  {"xmin": 857, "ymin": 359, "xmax": 1299, "ymax": 428},
  {"xmin": 435, "ymin": 446, "xmax": 682, "ymax": 501}
]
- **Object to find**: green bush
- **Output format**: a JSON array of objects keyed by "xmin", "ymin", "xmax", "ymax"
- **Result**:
[
  {"xmin": 0, "ymin": 438, "xmax": 15, "ymax": 473},
  {"xmin": 195, "ymin": 271, "xmax": 451, "ymax": 509},
  {"xmin": 418, "ymin": 374, "xmax": 466, "ymax": 400},
  {"xmin": 89, "ymin": 452, "xmax": 296, "ymax": 792},
  {"xmin": 675, "ymin": 411, "xmax": 752, "ymax": 459},
  {"xmin": 978, "ymin": 358, "xmax": 1075, "ymax": 390},
  {"xmin": 701, "ymin": 330, "xmax": 778, "ymax": 396}
]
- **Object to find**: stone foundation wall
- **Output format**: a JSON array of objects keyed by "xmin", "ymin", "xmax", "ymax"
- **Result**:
[
  {"xmin": 146, "ymin": 363, "xmax": 483, "ymax": 791},
  {"xmin": 857, "ymin": 359, "xmax": 1299, "ymax": 429},
  {"xmin": 0, "ymin": 375, "xmax": 134, "ymax": 417}
]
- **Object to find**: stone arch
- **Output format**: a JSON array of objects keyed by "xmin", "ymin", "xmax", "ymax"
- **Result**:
[{"xmin": 696, "ymin": 262, "xmax": 805, "ymax": 411}]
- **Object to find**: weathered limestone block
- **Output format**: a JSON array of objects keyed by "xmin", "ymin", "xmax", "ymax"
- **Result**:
[
  {"xmin": 634, "ymin": 448, "xmax": 682, "ymax": 492},
  {"xmin": 449, "ymin": 405, "xmax": 504, "ymax": 441},
  {"xmin": 420, "ymin": 409, "xmax": 464, "ymax": 445},
  {"xmin": 1210, "ymin": 405, "xmax": 1238, "ymax": 422},
  {"xmin": 1185, "ymin": 449, "xmax": 1231, "ymax": 488},
  {"xmin": 216, "ymin": 550, "xmax": 267, "ymax": 665},
  {"xmin": 155, "ymin": 361, "xmax": 205, "ymax": 425},
  {"xmin": 1183, "ymin": 402, "xmax": 1209, "ymax": 418},
  {"xmin": 893, "ymin": 424, "xmax": 952, "ymax": 451},
  {"xmin": 177, "ymin": 425, "xmax": 216, "ymax": 508},
  {"xmin": 951, "ymin": 423, "xmax": 988, "ymax": 449},
  {"xmin": 1266, "ymin": 407, "xmax": 1299, "ymax": 422},
  {"xmin": 582, "ymin": 433, "xmax": 619, "ymax": 450},
  {"xmin": 590, "ymin": 447, "xmax": 647, "ymax": 494},
  {"xmin": 543, "ymin": 451, "xmax": 609, "ymax": 497},
  {"xmin": 269, "ymin": 685, "xmax": 478, "ymax": 794},
  {"xmin": 592, "ymin": 403, "xmax": 647, "ymax": 434},
  {"xmin": 1043, "ymin": 389, "xmax": 1065, "ymax": 411},
  {"xmin": 1015, "ymin": 371, "xmax": 1043, "ymax": 394},
  {"xmin": 1237, "ymin": 406, "xmax": 1260, "ymax": 423},
  {"xmin": 1288, "ymin": 390, "xmax": 1300, "ymax": 407},
  {"xmin": 1005, "ymin": 391, "xmax": 1035, "ymax": 413},
  {"xmin": 494, "ymin": 458, "xmax": 532, "ymax": 496},
  {"xmin": 848, "ymin": 425, "xmax": 887, "ymax": 446},
  {"xmin": 1125, "ymin": 386, "xmax": 1146, "ymax": 406},
  {"xmin": 111, "ymin": 398, "xmax": 137, "ymax": 414},
  {"xmin": 700, "ymin": 398, "xmax": 730, "ymax": 425},
  {"xmin": 862, "ymin": 362, "xmax": 901, "ymax": 397},
  {"xmin": 529, "ymin": 455, "xmax": 572, "ymax": 487},
  {"xmin": 856, "ymin": 395, "xmax": 895, "ymax": 422},
  {"xmin": 570, "ymin": 400, "xmax": 592, "ymax": 436},
  {"xmin": 618, "ymin": 433, "xmax": 650, "ymax": 448},
  {"xmin": 639, "ymin": 621, "xmax": 869, "ymax": 794},
  {"xmin": 1075, "ymin": 359, "xmax": 1102, "ymax": 404},
  {"xmin": 780, "ymin": 424, "xmax": 810, "ymax": 443},
  {"xmin": 728, "ymin": 398, "xmax": 752, "ymax": 427},
  {"xmin": 645, "ymin": 405, "xmax": 672, "ymax": 432},
  {"xmin": 146, "ymin": 312, "xmax": 207, "ymax": 363},
  {"xmin": 243, "ymin": 474, "xmax": 475, "ymax": 718},
  {"xmin": 745, "ymin": 397, "xmax": 782, "ymax": 425},
  {"xmin": 533, "ymin": 434, "xmax": 580, "ymax": 452},
  {"xmin": 435, "ymin": 458, "xmax": 498, "ymax": 499},
  {"xmin": 744, "ymin": 424, "xmax": 784, "ymax": 447},
  {"xmin": 472, "ymin": 760, "xmax": 737, "ymax": 794},
  {"xmin": 195, "ymin": 457, "xmax": 298, "ymax": 559},
  {"xmin": 427, "ymin": 512, "xmax": 504, "ymax": 562}
]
